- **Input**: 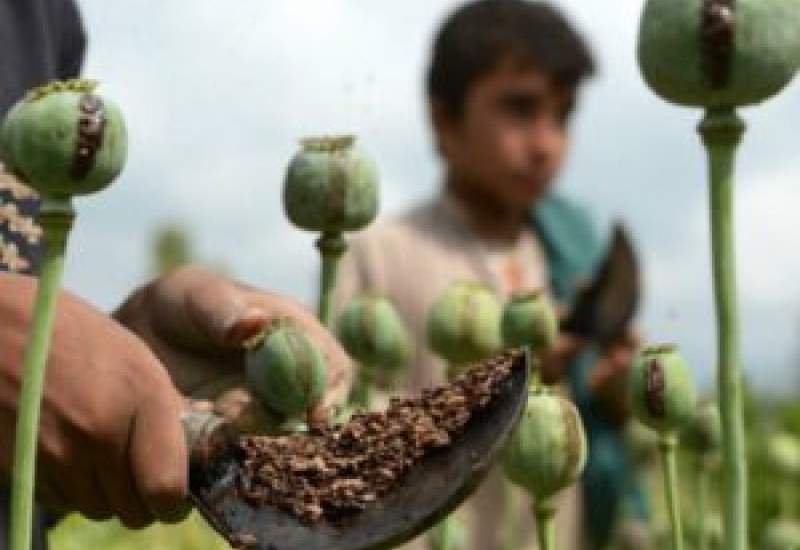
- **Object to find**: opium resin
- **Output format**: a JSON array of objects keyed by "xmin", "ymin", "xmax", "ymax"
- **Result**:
[{"xmin": 236, "ymin": 351, "xmax": 519, "ymax": 523}]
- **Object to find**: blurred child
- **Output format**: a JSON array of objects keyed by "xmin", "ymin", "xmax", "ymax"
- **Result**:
[{"xmin": 336, "ymin": 1, "xmax": 650, "ymax": 548}]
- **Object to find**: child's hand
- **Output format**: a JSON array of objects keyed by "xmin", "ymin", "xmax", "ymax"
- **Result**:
[
  {"xmin": 114, "ymin": 265, "xmax": 353, "ymax": 429},
  {"xmin": 538, "ymin": 333, "xmax": 585, "ymax": 384},
  {"xmin": 588, "ymin": 330, "xmax": 640, "ymax": 425},
  {"xmin": 0, "ymin": 272, "xmax": 189, "ymax": 528}
]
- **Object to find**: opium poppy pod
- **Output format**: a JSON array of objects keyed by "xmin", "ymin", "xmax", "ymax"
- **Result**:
[
  {"xmin": 629, "ymin": 344, "xmax": 696, "ymax": 434},
  {"xmin": 762, "ymin": 519, "xmax": 800, "ymax": 550},
  {"xmin": 637, "ymin": 0, "xmax": 800, "ymax": 108},
  {"xmin": 427, "ymin": 281, "xmax": 502, "ymax": 367},
  {"xmin": 245, "ymin": 318, "xmax": 327, "ymax": 418},
  {"xmin": 501, "ymin": 290, "xmax": 558, "ymax": 354},
  {"xmin": 681, "ymin": 400, "xmax": 722, "ymax": 455},
  {"xmin": 503, "ymin": 389, "xmax": 587, "ymax": 501},
  {"xmin": 0, "ymin": 79, "xmax": 127, "ymax": 197},
  {"xmin": 766, "ymin": 432, "xmax": 800, "ymax": 478},
  {"xmin": 337, "ymin": 293, "xmax": 412, "ymax": 377},
  {"xmin": 283, "ymin": 135, "xmax": 379, "ymax": 234}
]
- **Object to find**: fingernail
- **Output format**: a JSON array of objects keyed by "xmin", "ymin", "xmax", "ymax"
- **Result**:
[{"xmin": 224, "ymin": 308, "xmax": 270, "ymax": 346}]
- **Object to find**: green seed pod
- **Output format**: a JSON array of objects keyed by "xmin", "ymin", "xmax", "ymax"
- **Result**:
[
  {"xmin": 629, "ymin": 344, "xmax": 696, "ymax": 434},
  {"xmin": 503, "ymin": 389, "xmax": 587, "ymax": 500},
  {"xmin": 427, "ymin": 281, "xmax": 502, "ymax": 368},
  {"xmin": 245, "ymin": 318, "xmax": 327, "ymax": 418},
  {"xmin": 0, "ymin": 79, "xmax": 127, "ymax": 197},
  {"xmin": 766, "ymin": 432, "xmax": 800, "ymax": 478},
  {"xmin": 637, "ymin": 0, "xmax": 800, "ymax": 108},
  {"xmin": 283, "ymin": 135, "xmax": 379, "ymax": 234},
  {"xmin": 681, "ymin": 399, "xmax": 722, "ymax": 455},
  {"xmin": 336, "ymin": 293, "xmax": 412, "ymax": 384},
  {"xmin": 501, "ymin": 290, "xmax": 558, "ymax": 354},
  {"xmin": 762, "ymin": 519, "xmax": 800, "ymax": 550}
]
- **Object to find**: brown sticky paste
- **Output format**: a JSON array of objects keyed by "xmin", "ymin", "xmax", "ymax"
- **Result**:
[
  {"xmin": 235, "ymin": 351, "xmax": 517, "ymax": 524},
  {"xmin": 645, "ymin": 358, "xmax": 666, "ymax": 418},
  {"xmin": 701, "ymin": 0, "xmax": 736, "ymax": 89},
  {"xmin": 70, "ymin": 94, "xmax": 105, "ymax": 179}
]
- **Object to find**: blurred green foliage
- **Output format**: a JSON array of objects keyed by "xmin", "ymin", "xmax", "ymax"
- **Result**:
[
  {"xmin": 49, "ymin": 512, "xmax": 228, "ymax": 550},
  {"xmin": 151, "ymin": 223, "xmax": 193, "ymax": 276}
]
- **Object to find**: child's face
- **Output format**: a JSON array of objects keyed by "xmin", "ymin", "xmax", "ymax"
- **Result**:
[{"xmin": 435, "ymin": 60, "xmax": 573, "ymax": 209}]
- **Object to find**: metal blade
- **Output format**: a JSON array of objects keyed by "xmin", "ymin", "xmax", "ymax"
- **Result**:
[
  {"xmin": 560, "ymin": 222, "xmax": 640, "ymax": 347},
  {"xmin": 189, "ymin": 351, "xmax": 530, "ymax": 550}
]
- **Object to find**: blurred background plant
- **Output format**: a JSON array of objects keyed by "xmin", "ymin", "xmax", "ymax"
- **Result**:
[{"xmin": 151, "ymin": 223, "xmax": 193, "ymax": 275}]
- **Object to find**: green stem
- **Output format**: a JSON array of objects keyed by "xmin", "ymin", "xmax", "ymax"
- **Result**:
[
  {"xmin": 500, "ymin": 481, "xmax": 519, "ymax": 550},
  {"xmin": 699, "ymin": 107, "xmax": 748, "ymax": 550},
  {"xmin": 533, "ymin": 501, "xmax": 556, "ymax": 550},
  {"xmin": 697, "ymin": 459, "xmax": 710, "ymax": 550},
  {"xmin": 427, "ymin": 514, "xmax": 461, "ymax": 550},
  {"xmin": 316, "ymin": 232, "xmax": 346, "ymax": 328},
  {"xmin": 10, "ymin": 198, "xmax": 74, "ymax": 550},
  {"xmin": 528, "ymin": 354, "xmax": 542, "ymax": 390},
  {"xmin": 659, "ymin": 434, "xmax": 683, "ymax": 550},
  {"xmin": 349, "ymin": 363, "xmax": 373, "ymax": 409}
]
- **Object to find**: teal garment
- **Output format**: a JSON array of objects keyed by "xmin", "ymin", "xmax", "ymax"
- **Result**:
[{"xmin": 531, "ymin": 193, "xmax": 649, "ymax": 548}]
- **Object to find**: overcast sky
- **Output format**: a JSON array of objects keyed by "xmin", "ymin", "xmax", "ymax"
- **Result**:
[{"xmin": 64, "ymin": 0, "xmax": 800, "ymax": 393}]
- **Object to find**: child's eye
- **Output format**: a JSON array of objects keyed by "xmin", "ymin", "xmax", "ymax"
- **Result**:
[{"xmin": 499, "ymin": 93, "xmax": 541, "ymax": 119}]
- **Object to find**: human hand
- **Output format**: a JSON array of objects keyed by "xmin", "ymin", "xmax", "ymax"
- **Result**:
[
  {"xmin": 588, "ymin": 330, "xmax": 640, "ymax": 424},
  {"xmin": 0, "ymin": 272, "xmax": 188, "ymax": 528},
  {"xmin": 113, "ymin": 265, "xmax": 353, "ymax": 430},
  {"xmin": 538, "ymin": 333, "xmax": 585, "ymax": 384}
]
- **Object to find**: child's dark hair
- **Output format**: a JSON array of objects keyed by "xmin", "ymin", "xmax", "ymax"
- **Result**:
[{"xmin": 427, "ymin": 0, "xmax": 595, "ymax": 116}]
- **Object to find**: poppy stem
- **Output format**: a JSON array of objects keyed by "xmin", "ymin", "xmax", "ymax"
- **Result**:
[
  {"xmin": 699, "ymin": 106, "xmax": 748, "ymax": 550},
  {"xmin": 10, "ymin": 197, "xmax": 74, "ymax": 550}
]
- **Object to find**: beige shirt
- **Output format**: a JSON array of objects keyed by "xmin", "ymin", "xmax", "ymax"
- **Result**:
[{"xmin": 335, "ymin": 195, "xmax": 582, "ymax": 550}]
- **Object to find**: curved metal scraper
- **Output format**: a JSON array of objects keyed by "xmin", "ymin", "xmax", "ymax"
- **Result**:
[
  {"xmin": 188, "ymin": 351, "xmax": 530, "ymax": 550},
  {"xmin": 561, "ymin": 222, "xmax": 640, "ymax": 347}
]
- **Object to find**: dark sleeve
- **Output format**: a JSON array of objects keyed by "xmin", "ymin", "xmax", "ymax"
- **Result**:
[{"xmin": 54, "ymin": 0, "xmax": 87, "ymax": 78}]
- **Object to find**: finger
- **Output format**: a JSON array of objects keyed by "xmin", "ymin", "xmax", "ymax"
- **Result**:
[
  {"xmin": 34, "ymin": 432, "xmax": 113, "ymax": 521},
  {"xmin": 60, "ymin": 466, "xmax": 114, "ymax": 521},
  {"xmin": 213, "ymin": 387, "xmax": 280, "ymax": 434},
  {"xmin": 129, "ymin": 376, "xmax": 189, "ymax": 524},
  {"xmin": 95, "ymin": 446, "xmax": 153, "ymax": 529},
  {"xmin": 154, "ymin": 266, "xmax": 269, "ymax": 351},
  {"xmin": 185, "ymin": 286, "xmax": 269, "ymax": 349}
]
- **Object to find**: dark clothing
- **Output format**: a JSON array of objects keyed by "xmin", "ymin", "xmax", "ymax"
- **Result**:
[
  {"xmin": 0, "ymin": 0, "xmax": 85, "ymax": 114},
  {"xmin": 1, "ymin": 1, "xmax": 86, "ymax": 547}
]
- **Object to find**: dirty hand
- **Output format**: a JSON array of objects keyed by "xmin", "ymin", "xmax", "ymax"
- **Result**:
[
  {"xmin": 0, "ymin": 272, "xmax": 188, "ymax": 528},
  {"xmin": 114, "ymin": 265, "xmax": 353, "ymax": 431}
]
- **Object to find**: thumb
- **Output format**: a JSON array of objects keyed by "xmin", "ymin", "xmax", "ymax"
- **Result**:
[
  {"xmin": 184, "ymin": 283, "xmax": 270, "ymax": 348},
  {"xmin": 152, "ymin": 266, "xmax": 270, "ymax": 350}
]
